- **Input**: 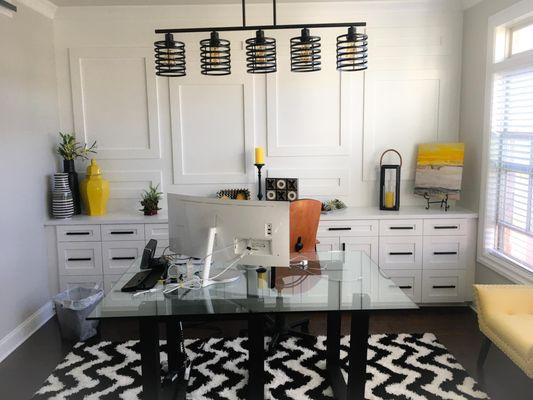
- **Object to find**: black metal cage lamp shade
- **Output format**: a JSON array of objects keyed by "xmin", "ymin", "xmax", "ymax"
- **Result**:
[
  {"xmin": 336, "ymin": 26, "xmax": 368, "ymax": 72},
  {"xmin": 245, "ymin": 30, "xmax": 277, "ymax": 74},
  {"xmin": 154, "ymin": 33, "xmax": 186, "ymax": 77},
  {"xmin": 290, "ymin": 28, "xmax": 321, "ymax": 72},
  {"xmin": 200, "ymin": 31, "xmax": 231, "ymax": 76}
]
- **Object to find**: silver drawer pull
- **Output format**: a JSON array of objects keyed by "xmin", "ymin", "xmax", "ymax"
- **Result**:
[
  {"xmin": 390, "ymin": 226, "xmax": 414, "ymax": 230},
  {"xmin": 111, "ymin": 256, "xmax": 136, "ymax": 260},
  {"xmin": 66, "ymin": 232, "xmax": 90, "ymax": 236},
  {"xmin": 433, "ymin": 251, "xmax": 458, "ymax": 255},
  {"xmin": 110, "ymin": 231, "xmax": 135, "ymax": 235},
  {"xmin": 328, "ymin": 227, "xmax": 352, "ymax": 231},
  {"xmin": 433, "ymin": 285, "xmax": 456, "ymax": 289},
  {"xmin": 67, "ymin": 257, "xmax": 91, "ymax": 261},
  {"xmin": 434, "ymin": 226, "xmax": 458, "ymax": 230},
  {"xmin": 389, "ymin": 252, "xmax": 413, "ymax": 256}
]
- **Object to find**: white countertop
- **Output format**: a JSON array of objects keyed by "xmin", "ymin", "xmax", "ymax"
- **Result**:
[
  {"xmin": 44, "ymin": 212, "xmax": 169, "ymax": 226},
  {"xmin": 44, "ymin": 205, "xmax": 477, "ymax": 226}
]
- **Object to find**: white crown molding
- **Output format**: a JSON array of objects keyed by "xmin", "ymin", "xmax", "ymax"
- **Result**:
[
  {"xmin": 17, "ymin": 0, "xmax": 57, "ymax": 19},
  {"xmin": 463, "ymin": 0, "xmax": 484, "ymax": 10}
]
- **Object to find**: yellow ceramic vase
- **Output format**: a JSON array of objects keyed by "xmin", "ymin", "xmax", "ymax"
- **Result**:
[{"xmin": 80, "ymin": 159, "xmax": 110, "ymax": 216}]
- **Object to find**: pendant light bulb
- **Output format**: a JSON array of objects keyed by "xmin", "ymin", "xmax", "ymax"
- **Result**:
[
  {"xmin": 200, "ymin": 31, "xmax": 231, "ymax": 75},
  {"xmin": 290, "ymin": 27, "xmax": 321, "ymax": 72},
  {"xmin": 154, "ymin": 33, "xmax": 186, "ymax": 77},
  {"xmin": 245, "ymin": 29, "xmax": 277, "ymax": 74},
  {"xmin": 336, "ymin": 26, "xmax": 368, "ymax": 72}
]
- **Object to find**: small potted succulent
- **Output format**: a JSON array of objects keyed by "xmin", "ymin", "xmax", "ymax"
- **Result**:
[
  {"xmin": 56, "ymin": 132, "xmax": 97, "ymax": 215},
  {"xmin": 140, "ymin": 184, "xmax": 163, "ymax": 216}
]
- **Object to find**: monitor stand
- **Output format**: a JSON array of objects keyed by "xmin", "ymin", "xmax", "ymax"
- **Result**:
[{"xmin": 201, "ymin": 227, "xmax": 241, "ymax": 288}]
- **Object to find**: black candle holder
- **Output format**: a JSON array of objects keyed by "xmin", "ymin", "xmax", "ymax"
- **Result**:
[{"xmin": 254, "ymin": 163, "xmax": 265, "ymax": 200}]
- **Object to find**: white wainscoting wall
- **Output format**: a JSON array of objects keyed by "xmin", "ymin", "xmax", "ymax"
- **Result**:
[{"xmin": 53, "ymin": 1, "xmax": 463, "ymax": 212}]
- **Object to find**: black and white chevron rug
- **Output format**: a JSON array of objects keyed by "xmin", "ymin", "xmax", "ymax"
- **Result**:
[{"xmin": 33, "ymin": 333, "xmax": 488, "ymax": 400}]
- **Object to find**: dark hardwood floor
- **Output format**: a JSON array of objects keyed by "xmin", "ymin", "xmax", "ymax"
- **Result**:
[{"xmin": 1, "ymin": 307, "xmax": 531, "ymax": 399}]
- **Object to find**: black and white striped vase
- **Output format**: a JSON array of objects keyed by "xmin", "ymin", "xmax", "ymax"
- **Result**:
[{"xmin": 52, "ymin": 173, "xmax": 75, "ymax": 219}]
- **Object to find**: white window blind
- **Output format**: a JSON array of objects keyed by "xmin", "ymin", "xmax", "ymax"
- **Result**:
[{"xmin": 486, "ymin": 67, "xmax": 533, "ymax": 271}]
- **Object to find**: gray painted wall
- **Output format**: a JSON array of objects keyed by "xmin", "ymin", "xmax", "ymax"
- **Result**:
[
  {"xmin": 459, "ymin": 0, "xmax": 523, "ymax": 285},
  {"xmin": 0, "ymin": 5, "xmax": 59, "ymax": 339}
]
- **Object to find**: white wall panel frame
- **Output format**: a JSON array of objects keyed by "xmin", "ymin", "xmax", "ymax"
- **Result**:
[
  {"xmin": 266, "ymin": 168, "xmax": 349, "ymax": 196},
  {"xmin": 69, "ymin": 47, "xmax": 161, "ymax": 160},
  {"xmin": 169, "ymin": 74, "xmax": 255, "ymax": 184},
  {"xmin": 362, "ymin": 68, "xmax": 454, "ymax": 182},
  {"xmin": 266, "ymin": 70, "xmax": 354, "ymax": 157},
  {"xmin": 105, "ymin": 170, "xmax": 163, "ymax": 199}
]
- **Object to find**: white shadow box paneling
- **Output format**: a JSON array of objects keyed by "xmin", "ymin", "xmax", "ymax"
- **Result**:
[
  {"xmin": 69, "ymin": 47, "xmax": 160, "ymax": 160},
  {"xmin": 105, "ymin": 170, "xmax": 163, "ymax": 199},
  {"xmin": 170, "ymin": 76, "xmax": 254, "ymax": 184},
  {"xmin": 267, "ymin": 169, "xmax": 349, "ymax": 197},
  {"xmin": 266, "ymin": 45, "xmax": 355, "ymax": 157},
  {"xmin": 363, "ymin": 69, "xmax": 452, "ymax": 182}
]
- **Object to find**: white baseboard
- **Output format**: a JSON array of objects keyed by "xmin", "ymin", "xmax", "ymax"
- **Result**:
[{"xmin": 0, "ymin": 301, "xmax": 55, "ymax": 364}]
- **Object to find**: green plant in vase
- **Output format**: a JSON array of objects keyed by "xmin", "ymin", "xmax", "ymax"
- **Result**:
[
  {"xmin": 56, "ymin": 132, "xmax": 97, "ymax": 215},
  {"xmin": 140, "ymin": 184, "xmax": 163, "ymax": 216}
]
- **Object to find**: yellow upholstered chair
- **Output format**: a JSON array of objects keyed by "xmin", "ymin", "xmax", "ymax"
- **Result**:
[{"xmin": 474, "ymin": 284, "xmax": 533, "ymax": 378}]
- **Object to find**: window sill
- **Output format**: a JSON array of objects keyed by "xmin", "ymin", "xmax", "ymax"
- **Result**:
[{"xmin": 477, "ymin": 252, "xmax": 533, "ymax": 284}]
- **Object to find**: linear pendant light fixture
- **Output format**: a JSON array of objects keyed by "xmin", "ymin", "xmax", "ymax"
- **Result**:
[{"xmin": 154, "ymin": 0, "xmax": 367, "ymax": 77}]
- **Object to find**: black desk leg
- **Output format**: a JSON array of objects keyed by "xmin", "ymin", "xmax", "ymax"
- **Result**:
[
  {"xmin": 247, "ymin": 314, "xmax": 265, "ymax": 400},
  {"xmin": 346, "ymin": 311, "xmax": 369, "ymax": 400},
  {"xmin": 139, "ymin": 319, "xmax": 161, "ymax": 400},
  {"xmin": 165, "ymin": 319, "xmax": 179, "ymax": 374},
  {"xmin": 327, "ymin": 311, "xmax": 346, "ymax": 400}
]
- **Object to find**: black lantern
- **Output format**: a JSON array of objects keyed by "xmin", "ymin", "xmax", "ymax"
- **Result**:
[
  {"xmin": 336, "ymin": 26, "xmax": 368, "ymax": 72},
  {"xmin": 245, "ymin": 30, "xmax": 277, "ymax": 74},
  {"xmin": 200, "ymin": 31, "xmax": 231, "ymax": 76},
  {"xmin": 154, "ymin": 33, "xmax": 186, "ymax": 77},
  {"xmin": 290, "ymin": 28, "xmax": 321, "ymax": 72},
  {"xmin": 379, "ymin": 149, "xmax": 402, "ymax": 211}
]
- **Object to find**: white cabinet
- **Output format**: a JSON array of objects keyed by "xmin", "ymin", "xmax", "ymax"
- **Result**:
[
  {"xmin": 102, "ymin": 241, "xmax": 146, "ymax": 275},
  {"xmin": 380, "ymin": 269, "xmax": 422, "ymax": 303},
  {"xmin": 422, "ymin": 235, "xmax": 467, "ymax": 269},
  {"xmin": 423, "ymin": 219, "xmax": 469, "ymax": 236},
  {"xmin": 318, "ymin": 220, "xmax": 378, "ymax": 238},
  {"xmin": 316, "ymin": 237, "xmax": 340, "ymax": 252},
  {"xmin": 379, "ymin": 236, "xmax": 423, "ymax": 269},
  {"xmin": 57, "ymin": 242, "xmax": 103, "ymax": 276},
  {"xmin": 422, "ymin": 269, "xmax": 466, "ymax": 303},
  {"xmin": 379, "ymin": 219, "xmax": 423, "ymax": 236},
  {"xmin": 341, "ymin": 236, "xmax": 379, "ymax": 263},
  {"xmin": 53, "ymin": 220, "xmax": 169, "ymax": 295},
  {"xmin": 101, "ymin": 224, "xmax": 145, "ymax": 241}
]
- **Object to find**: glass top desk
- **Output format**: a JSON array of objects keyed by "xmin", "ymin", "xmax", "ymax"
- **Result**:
[{"xmin": 89, "ymin": 251, "xmax": 417, "ymax": 400}]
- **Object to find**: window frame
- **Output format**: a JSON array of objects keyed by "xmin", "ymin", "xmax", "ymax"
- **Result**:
[{"xmin": 479, "ymin": 0, "xmax": 533, "ymax": 284}]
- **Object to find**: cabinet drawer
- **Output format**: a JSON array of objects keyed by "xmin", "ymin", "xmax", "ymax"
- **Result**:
[
  {"xmin": 57, "ymin": 242, "xmax": 103, "ymax": 276},
  {"xmin": 379, "ymin": 219, "xmax": 423, "ymax": 236},
  {"xmin": 379, "ymin": 236, "xmax": 423, "ymax": 269},
  {"xmin": 422, "ymin": 269, "xmax": 466, "ymax": 303},
  {"xmin": 57, "ymin": 225, "xmax": 101, "ymax": 242},
  {"xmin": 59, "ymin": 275, "xmax": 103, "ymax": 292},
  {"xmin": 101, "ymin": 224, "xmax": 145, "ymax": 241},
  {"xmin": 423, "ymin": 236, "xmax": 467, "ymax": 269},
  {"xmin": 341, "ymin": 236, "xmax": 379, "ymax": 263},
  {"xmin": 102, "ymin": 241, "xmax": 145, "ymax": 275},
  {"xmin": 104, "ymin": 274, "xmax": 123, "ymax": 294},
  {"xmin": 316, "ymin": 237, "xmax": 340, "ymax": 252},
  {"xmin": 145, "ymin": 223, "xmax": 169, "ymax": 241},
  {"xmin": 380, "ymin": 269, "xmax": 422, "ymax": 303},
  {"xmin": 423, "ymin": 219, "xmax": 468, "ymax": 236},
  {"xmin": 318, "ymin": 220, "xmax": 378, "ymax": 237}
]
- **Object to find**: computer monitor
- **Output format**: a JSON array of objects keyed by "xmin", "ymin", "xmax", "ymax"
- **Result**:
[{"xmin": 167, "ymin": 194, "xmax": 290, "ymax": 286}]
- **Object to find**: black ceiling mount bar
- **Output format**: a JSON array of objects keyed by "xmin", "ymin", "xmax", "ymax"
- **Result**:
[
  {"xmin": 155, "ymin": 22, "xmax": 366, "ymax": 35},
  {"xmin": 0, "ymin": 0, "xmax": 17, "ymax": 12}
]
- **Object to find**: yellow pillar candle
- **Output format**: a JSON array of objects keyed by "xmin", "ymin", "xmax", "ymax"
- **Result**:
[
  {"xmin": 255, "ymin": 147, "xmax": 265, "ymax": 165},
  {"xmin": 384, "ymin": 191, "xmax": 395, "ymax": 208}
]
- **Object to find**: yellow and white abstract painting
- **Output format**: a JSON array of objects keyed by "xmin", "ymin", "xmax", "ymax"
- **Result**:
[{"xmin": 414, "ymin": 143, "xmax": 464, "ymax": 200}]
